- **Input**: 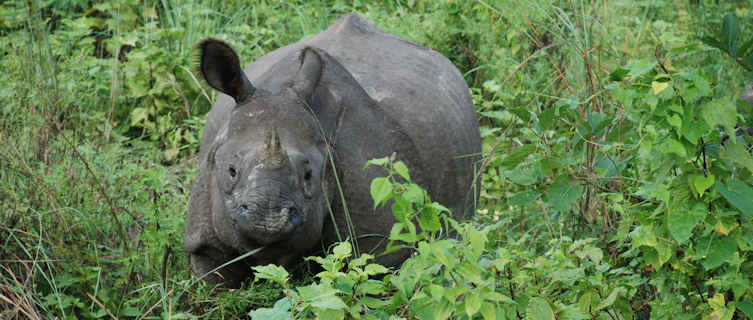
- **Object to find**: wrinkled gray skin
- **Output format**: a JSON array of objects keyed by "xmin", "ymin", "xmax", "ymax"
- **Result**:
[{"xmin": 183, "ymin": 13, "xmax": 481, "ymax": 288}]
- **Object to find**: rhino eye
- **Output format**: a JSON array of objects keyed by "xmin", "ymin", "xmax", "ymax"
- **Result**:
[
  {"xmin": 228, "ymin": 166, "xmax": 237, "ymax": 178},
  {"xmin": 304, "ymin": 169, "xmax": 312, "ymax": 181}
]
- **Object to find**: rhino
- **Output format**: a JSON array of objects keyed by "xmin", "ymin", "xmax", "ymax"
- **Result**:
[{"xmin": 183, "ymin": 13, "xmax": 481, "ymax": 288}]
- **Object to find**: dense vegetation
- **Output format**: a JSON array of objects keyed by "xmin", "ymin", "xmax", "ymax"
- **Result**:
[{"xmin": 2, "ymin": 0, "xmax": 753, "ymax": 319}]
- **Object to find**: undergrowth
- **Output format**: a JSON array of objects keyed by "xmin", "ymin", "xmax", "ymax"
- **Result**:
[{"xmin": 2, "ymin": 0, "xmax": 753, "ymax": 319}]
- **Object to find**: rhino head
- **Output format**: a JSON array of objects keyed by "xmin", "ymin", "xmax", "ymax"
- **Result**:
[{"xmin": 185, "ymin": 39, "xmax": 335, "ymax": 284}]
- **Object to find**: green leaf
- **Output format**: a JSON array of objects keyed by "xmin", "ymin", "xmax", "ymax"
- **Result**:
[
  {"xmin": 370, "ymin": 177, "xmax": 392, "ymax": 209},
  {"xmin": 661, "ymin": 138, "xmax": 687, "ymax": 158},
  {"xmin": 689, "ymin": 174, "xmax": 715, "ymax": 198},
  {"xmin": 717, "ymin": 180, "xmax": 753, "ymax": 217},
  {"xmin": 608, "ymin": 66, "xmax": 629, "ymax": 82},
  {"xmin": 509, "ymin": 190, "xmax": 541, "ymax": 206},
  {"xmin": 364, "ymin": 264, "xmax": 389, "ymax": 276},
  {"xmin": 130, "ymin": 107, "xmax": 149, "ymax": 127},
  {"xmin": 252, "ymin": 264, "xmax": 289, "ymax": 285},
  {"xmin": 626, "ymin": 58, "xmax": 657, "ymax": 80},
  {"xmin": 480, "ymin": 301, "xmax": 497, "ymax": 320},
  {"xmin": 667, "ymin": 203, "xmax": 707, "ymax": 244},
  {"xmin": 702, "ymin": 235, "xmax": 738, "ymax": 270},
  {"xmin": 364, "ymin": 157, "xmax": 389, "ymax": 168},
  {"xmin": 702, "ymin": 99, "xmax": 738, "ymax": 139},
  {"xmin": 297, "ymin": 283, "xmax": 348, "ymax": 310},
  {"xmin": 418, "ymin": 207, "xmax": 441, "ymax": 232},
  {"xmin": 403, "ymin": 184, "xmax": 425, "ymax": 204},
  {"xmin": 545, "ymin": 175, "xmax": 584, "ymax": 213},
  {"xmin": 724, "ymin": 141, "xmax": 753, "ymax": 175},
  {"xmin": 505, "ymin": 168, "xmax": 539, "ymax": 185},
  {"xmin": 391, "ymin": 197, "xmax": 412, "ymax": 223},
  {"xmin": 332, "ymin": 241, "xmax": 351, "ymax": 261},
  {"xmin": 428, "ymin": 284, "xmax": 445, "ymax": 301},
  {"xmin": 538, "ymin": 108, "xmax": 557, "ymax": 131},
  {"xmin": 527, "ymin": 297, "xmax": 555, "ymax": 320},
  {"xmin": 652, "ymin": 81, "xmax": 669, "ymax": 94},
  {"xmin": 722, "ymin": 13, "xmax": 740, "ymax": 54},
  {"xmin": 631, "ymin": 225, "xmax": 657, "ymax": 248},
  {"xmin": 393, "ymin": 161, "xmax": 411, "ymax": 181},
  {"xmin": 248, "ymin": 297, "xmax": 291, "ymax": 320},
  {"xmin": 596, "ymin": 287, "xmax": 626, "ymax": 311},
  {"xmin": 501, "ymin": 144, "xmax": 537, "ymax": 169},
  {"xmin": 468, "ymin": 228, "xmax": 487, "ymax": 260},
  {"xmin": 736, "ymin": 301, "xmax": 753, "ymax": 319},
  {"xmin": 465, "ymin": 292, "xmax": 482, "ymax": 316}
]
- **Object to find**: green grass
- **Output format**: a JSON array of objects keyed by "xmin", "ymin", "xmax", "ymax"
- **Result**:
[{"xmin": 2, "ymin": 0, "xmax": 753, "ymax": 319}]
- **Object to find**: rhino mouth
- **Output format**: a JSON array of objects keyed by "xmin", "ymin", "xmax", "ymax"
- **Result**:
[{"xmin": 229, "ymin": 201, "xmax": 305, "ymax": 245}]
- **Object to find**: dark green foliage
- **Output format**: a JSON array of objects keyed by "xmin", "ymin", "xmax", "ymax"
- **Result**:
[{"xmin": 3, "ymin": 0, "xmax": 753, "ymax": 319}]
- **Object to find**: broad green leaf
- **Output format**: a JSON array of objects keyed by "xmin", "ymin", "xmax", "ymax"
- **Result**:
[
  {"xmin": 666, "ymin": 113, "xmax": 682, "ymax": 131},
  {"xmin": 468, "ymin": 228, "xmax": 487, "ymax": 260},
  {"xmin": 428, "ymin": 284, "xmax": 444, "ymax": 301},
  {"xmin": 626, "ymin": 58, "xmax": 657, "ymax": 80},
  {"xmin": 702, "ymin": 235, "xmax": 738, "ymax": 270},
  {"xmin": 252, "ymin": 264, "xmax": 289, "ymax": 285},
  {"xmin": 501, "ymin": 144, "xmax": 537, "ymax": 169},
  {"xmin": 724, "ymin": 141, "xmax": 753, "ymax": 175},
  {"xmin": 545, "ymin": 175, "xmax": 584, "ymax": 213},
  {"xmin": 391, "ymin": 197, "xmax": 412, "ymax": 223},
  {"xmin": 540, "ymin": 157, "xmax": 562, "ymax": 176},
  {"xmin": 505, "ymin": 168, "xmax": 539, "ymax": 185},
  {"xmin": 661, "ymin": 138, "xmax": 687, "ymax": 158},
  {"xmin": 403, "ymin": 184, "xmax": 425, "ymax": 204},
  {"xmin": 608, "ymin": 66, "xmax": 629, "ymax": 81},
  {"xmin": 689, "ymin": 174, "xmax": 715, "ymax": 198},
  {"xmin": 332, "ymin": 241, "xmax": 351, "ymax": 260},
  {"xmin": 465, "ymin": 292, "xmax": 482, "ymax": 316},
  {"xmin": 509, "ymin": 190, "xmax": 541, "ymax": 206},
  {"xmin": 631, "ymin": 225, "xmax": 657, "ymax": 248},
  {"xmin": 559, "ymin": 305, "xmax": 590, "ymax": 320},
  {"xmin": 654, "ymin": 241, "xmax": 673, "ymax": 267},
  {"xmin": 596, "ymin": 287, "xmax": 626, "ymax": 311},
  {"xmin": 722, "ymin": 13, "xmax": 740, "ymax": 54},
  {"xmin": 667, "ymin": 203, "xmax": 707, "ymax": 243},
  {"xmin": 418, "ymin": 207, "xmax": 441, "ymax": 232},
  {"xmin": 702, "ymin": 99, "xmax": 737, "ymax": 138},
  {"xmin": 370, "ymin": 177, "xmax": 392, "ymax": 209},
  {"xmin": 248, "ymin": 297, "xmax": 291, "ymax": 320},
  {"xmin": 480, "ymin": 302, "xmax": 497, "ymax": 320},
  {"xmin": 652, "ymin": 81, "xmax": 669, "ymax": 94},
  {"xmin": 538, "ymin": 108, "xmax": 557, "ymax": 131},
  {"xmin": 682, "ymin": 115, "xmax": 709, "ymax": 144},
  {"xmin": 393, "ymin": 161, "xmax": 411, "ymax": 181},
  {"xmin": 316, "ymin": 308, "xmax": 344, "ymax": 320},
  {"xmin": 709, "ymin": 293, "xmax": 735, "ymax": 320},
  {"xmin": 364, "ymin": 157, "xmax": 389, "ymax": 168},
  {"xmin": 297, "ymin": 283, "xmax": 348, "ymax": 310},
  {"xmin": 527, "ymin": 297, "xmax": 555, "ymax": 320},
  {"xmin": 736, "ymin": 301, "xmax": 753, "ymax": 320},
  {"xmin": 717, "ymin": 180, "xmax": 753, "ymax": 217},
  {"xmin": 364, "ymin": 264, "xmax": 389, "ymax": 276},
  {"xmin": 130, "ymin": 107, "xmax": 149, "ymax": 127}
]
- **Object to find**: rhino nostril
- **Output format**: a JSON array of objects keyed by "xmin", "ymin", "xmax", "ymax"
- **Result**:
[{"xmin": 287, "ymin": 207, "xmax": 302, "ymax": 226}]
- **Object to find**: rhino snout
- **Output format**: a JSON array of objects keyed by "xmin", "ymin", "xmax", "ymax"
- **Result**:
[{"xmin": 229, "ymin": 201, "xmax": 304, "ymax": 243}]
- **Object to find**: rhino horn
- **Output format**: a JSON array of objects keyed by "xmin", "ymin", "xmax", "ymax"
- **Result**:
[{"xmin": 258, "ymin": 128, "xmax": 288, "ymax": 168}]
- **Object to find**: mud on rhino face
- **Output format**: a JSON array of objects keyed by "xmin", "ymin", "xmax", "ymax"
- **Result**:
[{"xmin": 197, "ymin": 39, "xmax": 331, "ymax": 267}]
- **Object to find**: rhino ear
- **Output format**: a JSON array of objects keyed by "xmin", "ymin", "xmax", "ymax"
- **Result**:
[
  {"xmin": 198, "ymin": 39, "xmax": 256, "ymax": 103},
  {"xmin": 291, "ymin": 47, "xmax": 323, "ymax": 103}
]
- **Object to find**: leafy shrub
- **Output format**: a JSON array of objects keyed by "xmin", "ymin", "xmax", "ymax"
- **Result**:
[{"xmin": 247, "ymin": 159, "xmax": 639, "ymax": 320}]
